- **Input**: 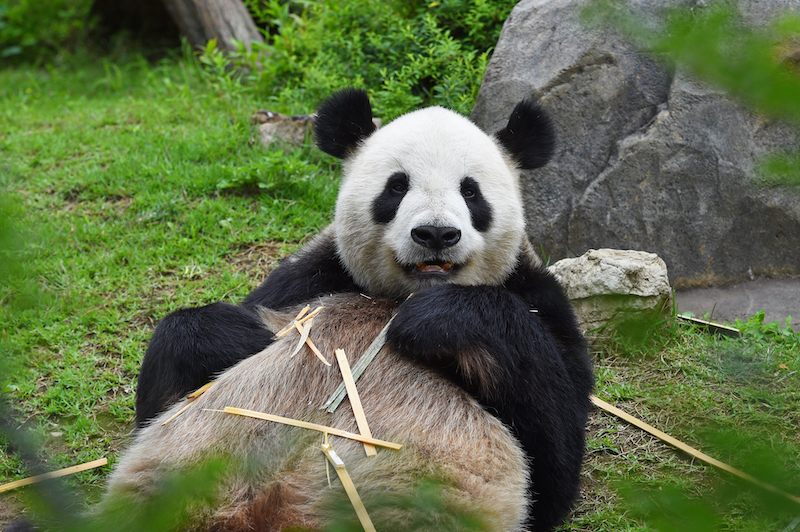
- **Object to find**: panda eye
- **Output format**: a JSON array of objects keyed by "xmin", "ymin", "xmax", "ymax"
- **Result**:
[
  {"xmin": 387, "ymin": 172, "xmax": 409, "ymax": 196},
  {"xmin": 461, "ymin": 185, "xmax": 477, "ymax": 199}
]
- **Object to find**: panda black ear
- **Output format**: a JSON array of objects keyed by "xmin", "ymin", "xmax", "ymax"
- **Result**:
[
  {"xmin": 494, "ymin": 99, "xmax": 556, "ymax": 170},
  {"xmin": 313, "ymin": 88, "xmax": 377, "ymax": 159}
]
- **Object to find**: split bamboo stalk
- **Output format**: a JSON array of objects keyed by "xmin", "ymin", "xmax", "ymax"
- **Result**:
[
  {"xmin": 335, "ymin": 349, "xmax": 376, "ymax": 456},
  {"xmin": 0, "ymin": 458, "xmax": 108, "ymax": 493},
  {"xmin": 217, "ymin": 407, "xmax": 402, "ymax": 450},
  {"xmin": 591, "ymin": 395, "xmax": 800, "ymax": 506},
  {"xmin": 321, "ymin": 442, "xmax": 377, "ymax": 532}
]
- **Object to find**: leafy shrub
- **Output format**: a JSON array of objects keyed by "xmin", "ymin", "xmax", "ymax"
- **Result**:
[
  {"xmin": 735, "ymin": 310, "xmax": 799, "ymax": 347},
  {"xmin": 219, "ymin": 0, "xmax": 518, "ymax": 118},
  {"xmin": 0, "ymin": 0, "xmax": 94, "ymax": 60}
]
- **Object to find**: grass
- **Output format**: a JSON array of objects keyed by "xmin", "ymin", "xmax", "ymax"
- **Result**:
[
  {"xmin": 1, "ymin": 55, "xmax": 799, "ymax": 531},
  {"xmin": 0, "ymin": 53, "xmax": 336, "ymax": 502}
]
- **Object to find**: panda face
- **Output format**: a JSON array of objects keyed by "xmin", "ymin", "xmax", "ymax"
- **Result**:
[{"xmin": 334, "ymin": 106, "xmax": 525, "ymax": 297}]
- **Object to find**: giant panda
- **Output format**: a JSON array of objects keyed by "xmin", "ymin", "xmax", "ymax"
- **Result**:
[{"xmin": 107, "ymin": 89, "xmax": 593, "ymax": 532}]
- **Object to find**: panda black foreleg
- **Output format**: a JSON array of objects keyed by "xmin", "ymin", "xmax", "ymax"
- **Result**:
[
  {"xmin": 503, "ymin": 259, "xmax": 593, "ymax": 389},
  {"xmin": 387, "ymin": 284, "xmax": 591, "ymax": 531},
  {"xmin": 135, "ymin": 302, "xmax": 274, "ymax": 427}
]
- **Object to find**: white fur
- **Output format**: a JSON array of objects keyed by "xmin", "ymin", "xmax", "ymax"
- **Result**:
[{"xmin": 334, "ymin": 106, "xmax": 526, "ymax": 297}]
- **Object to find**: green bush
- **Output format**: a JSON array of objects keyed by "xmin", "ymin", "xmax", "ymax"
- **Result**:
[
  {"xmin": 0, "ymin": 0, "xmax": 94, "ymax": 60},
  {"xmin": 228, "ymin": 0, "xmax": 518, "ymax": 118}
]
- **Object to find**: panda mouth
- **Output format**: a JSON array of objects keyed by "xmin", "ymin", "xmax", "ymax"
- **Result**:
[{"xmin": 413, "ymin": 261, "xmax": 455, "ymax": 275}]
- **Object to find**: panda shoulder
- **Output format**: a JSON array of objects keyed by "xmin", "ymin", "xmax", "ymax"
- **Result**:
[{"xmin": 242, "ymin": 226, "xmax": 360, "ymax": 311}]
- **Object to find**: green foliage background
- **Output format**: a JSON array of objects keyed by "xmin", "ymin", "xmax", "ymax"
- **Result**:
[
  {"xmin": 228, "ymin": 0, "xmax": 518, "ymax": 118},
  {"xmin": 0, "ymin": 0, "xmax": 94, "ymax": 59}
]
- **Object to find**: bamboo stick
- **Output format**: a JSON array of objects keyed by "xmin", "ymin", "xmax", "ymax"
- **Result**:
[
  {"xmin": 0, "ymin": 458, "xmax": 108, "ymax": 493},
  {"xmin": 335, "ymin": 349, "xmax": 377, "ymax": 456},
  {"xmin": 590, "ymin": 395, "xmax": 800, "ymax": 505},
  {"xmin": 321, "ymin": 442, "xmax": 377, "ymax": 532},
  {"xmin": 217, "ymin": 407, "xmax": 402, "ymax": 450}
]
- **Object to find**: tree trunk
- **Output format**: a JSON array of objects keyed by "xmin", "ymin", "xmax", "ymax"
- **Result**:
[{"xmin": 161, "ymin": 0, "xmax": 263, "ymax": 52}]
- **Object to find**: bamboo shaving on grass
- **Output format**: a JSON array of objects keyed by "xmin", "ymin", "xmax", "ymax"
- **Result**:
[
  {"xmin": 590, "ymin": 394, "xmax": 800, "ymax": 506},
  {"xmin": 0, "ymin": 458, "xmax": 108, "ymax": 493},
  {"xmin": 335, "ymin": 349, "xmax": 377, "ymax": 457}
]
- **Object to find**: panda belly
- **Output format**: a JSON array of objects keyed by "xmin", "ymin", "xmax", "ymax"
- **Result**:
[{"xmin": 104, "ymin": 294, "xmax": 529, "ymax": 532}]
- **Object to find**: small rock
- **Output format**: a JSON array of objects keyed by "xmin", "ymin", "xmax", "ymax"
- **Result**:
[
  {"xmin": 550, "ymin": 249, "xmax": 671, "ymax": 332},
  {"xmin": 252, "ymin": 111, "xmax": 314, "ymax": 149}
]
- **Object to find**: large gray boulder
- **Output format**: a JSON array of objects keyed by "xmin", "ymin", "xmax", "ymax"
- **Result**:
[{"xmin": 473, "ymin": 0, "xmax": 800, "ymax": 288}]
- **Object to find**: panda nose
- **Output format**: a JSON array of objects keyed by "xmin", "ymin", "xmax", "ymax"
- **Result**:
[{"xmin": 411, "ymin": 225, "xmax": 461, "ymax": 250}]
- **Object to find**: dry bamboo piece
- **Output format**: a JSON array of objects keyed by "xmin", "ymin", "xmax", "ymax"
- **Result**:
[
  {"xmin": 321, "ymin": 442, "xmax": 377, "ymax": 532},
  {"xmin": 297, "ymin": 305, "xmax": 324, "ymax": 325},
  {"xmin": 161, "ymin": 400, "xmax": 199, "ymax": 426},
  {"xmin": 290, "ymin": 318, "xmax": 314, "ymax": 358},
  {"xmin": 162, "ymin": 382, "xmax": 215, "ymax": 426},
  {"xmin": 590, "ymin": 395, "xmax": 800, "ymax": 506},
  {"xmin": 276, "ymin": 305, "xmax": 311, "ymax": 338},
  {"xmin": 217, "ymin": 407, "xmax": 402, "ymax": 450},
  {"xmin": 276, "ymin": 305, "xmax": 324, "ymax": 338},
  {"xmin": 292, "ymin": 320, "xmax": 330, "ymax": 366},
  {"xmin": 276, "ymin": 305, "xmax": 329, "ymax": 365},
  {"xmin": 187, "ymin": 381, "xmax": 214, "ymax": 399},
  {"xmin": 335, "ymin": 349, "xmax": 377, "ymax": 457},
  {"xmin": 0, "ymin": 458, "xmax": 108, "ymax": 493},
  {"xmin": 676, "ymin": 315, "xmax": 741, "ymax": 338},
  {"xmin": 323, "ymin": 316, "xmax": 394, "ymax": 413},
  {"xmin": 324, "ymin": 433, "xmax": 333, "ymax": 488}
]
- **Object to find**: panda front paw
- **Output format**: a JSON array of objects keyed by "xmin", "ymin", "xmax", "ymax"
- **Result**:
[{"xmin": 387, "ymin": 285, "xmax": 473, "ymax": 360}]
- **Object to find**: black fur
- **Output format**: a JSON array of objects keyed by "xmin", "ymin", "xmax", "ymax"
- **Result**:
[
  {"xmin": 242, "ymin": 234, "xmax": 361, "ymax": 311},
  {"xmin": 386, "ymin": 257, "xmax": 593, "ymax": 532},
  {"xmin": 136, "ymin": 235, "xmax": 361, "ymax": 426},
  {"xmin": 135, "ymin": 302, "xmax": 273, "ymax": 426},
  {"xmin": 460, "ymin": 177, "xmax": 493, "ymax": 232},
  {"xmin": 313, "ymin": 88, "xmax": 377, "ymax": 159},
  {"xmin": 371, "ymin": 171, "xmax": 409, "ymax": 225},
  {"xmin": 494, "ymin": 99, "xmax": 557, "ymax": 170}
]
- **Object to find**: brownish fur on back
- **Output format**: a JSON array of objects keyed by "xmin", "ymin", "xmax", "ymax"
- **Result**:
[
  {"xmin": 210, "ymin": 480, "xmax": 314, "ymax": 532},
  {"xmin": 104, "ymin": 294, "xmax": 529, "ymax": 531}
]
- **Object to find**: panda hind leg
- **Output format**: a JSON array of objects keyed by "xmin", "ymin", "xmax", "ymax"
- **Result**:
[{"xmin": 135, "ymin": 302, "xmax": 274, "ymax": 427}]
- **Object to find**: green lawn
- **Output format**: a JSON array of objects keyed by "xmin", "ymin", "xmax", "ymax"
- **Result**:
[{"xmin": 1, "ymin": 56, "xmax": 799, "ymax": 531}]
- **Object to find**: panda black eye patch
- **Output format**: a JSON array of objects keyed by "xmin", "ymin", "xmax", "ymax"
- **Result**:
[
  {"xmin": 372, "ymin": 172, "xmax": 409, "ymax": 224},
  {"xmin": 461, "ymin": 177, "xmax": 492, "ymax": 232}
]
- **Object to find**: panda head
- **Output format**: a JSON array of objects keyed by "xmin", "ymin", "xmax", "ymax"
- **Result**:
[{"xmin": 314, "ymin": 89, "xmax": 556, "ymax": 298}]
